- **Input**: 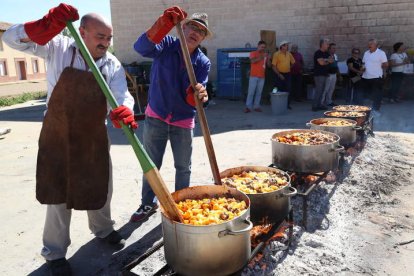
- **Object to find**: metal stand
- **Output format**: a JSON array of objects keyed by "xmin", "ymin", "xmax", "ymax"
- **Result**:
[
  {"xmin": 121, "ymin": 210, "xmax": 294, "ymax": 275},
  {"xmin": 291, "ymin": 172, "xmax": 329, "ymax": 229}
]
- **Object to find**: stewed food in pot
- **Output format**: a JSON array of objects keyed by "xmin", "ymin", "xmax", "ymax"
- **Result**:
[
  {"xmin": 274, "ymin": 131, "xmax": 337, "ymax": 145},
  {"xmin": 177, "ymin": 197, "xmax": 247, "ymax": 226},
  {"xmin": 318, "ymin": 120, "xmax": 354, "ymax": 126},
  {"xmin": 221, "ymin": 171, "xmax": 289, "ymax": 194},
  {"xmin": 333, "ymin": 105, "xmax": 371, "ymax": 112},
  {"xmin": 328, "ymin": 111, "xmax": 366, "ymax": 117}
]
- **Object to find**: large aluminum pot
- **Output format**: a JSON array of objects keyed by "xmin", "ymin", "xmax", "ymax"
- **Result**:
[
  {"xmin": 271, "ymin": 129, "xmax": 344, "ymax": 173},
  {"xmin": 324, "ymin": 110, "xmax": 367, "ymax": 126},
  {"xmin": 333, "ymin": 105, "xmax": 372, "ymax": 118},
  {"xmin": 161, "ymin": 185, "xmax": 252, "ymax": 276},
  {"xmin": 307, "ymin": 118, "xmax": 362, "ymax": 145},
  {"xmin": 220, "ymin": 166, "xmax": 296, "ymax": 225}
]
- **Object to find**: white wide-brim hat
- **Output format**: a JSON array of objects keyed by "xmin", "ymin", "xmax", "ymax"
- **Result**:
[{"xmin": 183, "ymin": 12, "xmax": 213, "ymax": 38}]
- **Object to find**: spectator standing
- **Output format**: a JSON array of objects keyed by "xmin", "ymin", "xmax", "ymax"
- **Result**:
[
  {"xmin": 245, "ymin": 40, "xmax": 267, "ymax": 113},
  {"xmin": 290, "ymin": 44, "xmax": 304, "ymax": 102},
  {"xmin": 347, "ymin": 48, "xmax": 364, "ymax": 104},
  {"xmin": 388, "ymin": 42, "xmax": 409, "ymax": 102},
  {"xmin": 312, "ymin": 38, "xmax": 334, "ymax": 111},
  {"xmin": 362, "ymin": 38, "xmax": 388, "ymax": 115},
  {"xmin": 272, "ymin": 40, "xmax": 295, "ymax": 109},
  {"xmin": 322, "ymin": 43, "xmax": 340, "ymax": 106}
]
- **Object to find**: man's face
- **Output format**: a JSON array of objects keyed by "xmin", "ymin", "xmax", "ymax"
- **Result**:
[
  {"xmin": 80, "ymin": 21, "xmax": 113, "ymax": 60},
  {"xmin": 257, "ymin": 44, "xmax": 266, "ymax": 52},
  {"xmin": 280, "ymin": 44, "xmax": 288, "ymax": 51},
  {"xmin": 329, "ymin": 45, "xmax": 336, "ymax": 54},
  {"xmin": 368, "ymin": 41, "xmax": 377, "ymax": 52},
  {"xmin": 183, "ymin": 22, "xmax": 206, "ymax": 50},
  {"xmin": 291, "ymin": 46, "xmax": 298, "ymax": 53}
]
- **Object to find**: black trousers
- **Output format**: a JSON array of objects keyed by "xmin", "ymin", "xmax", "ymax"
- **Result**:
[{"xmin": 362, "ymin": 78, "xmax": 383, "ymax": 111}]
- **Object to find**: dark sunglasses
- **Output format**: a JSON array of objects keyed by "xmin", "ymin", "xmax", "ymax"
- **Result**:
[{"xmin": 352, "ymin": 52, "xmax": 360, "ymax": 54}]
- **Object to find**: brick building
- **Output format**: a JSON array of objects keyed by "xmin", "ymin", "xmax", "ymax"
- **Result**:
[
  {"xmin": 0, "ymin": 22, "xmax": 46, "ymax": 83},
  {"xmin": 110, "ymin": 0, "xmax": 414, "ymax": 82}
]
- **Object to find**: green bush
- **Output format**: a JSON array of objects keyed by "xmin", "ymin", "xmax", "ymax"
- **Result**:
[{"xmin": 0, "ymin": 91, "xmax": 47, "ymax": 107}]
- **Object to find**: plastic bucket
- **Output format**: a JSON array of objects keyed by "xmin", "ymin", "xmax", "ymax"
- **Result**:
[{"xmin": 271, "ymin": 92, "xmax": 288, "ymax": 115}]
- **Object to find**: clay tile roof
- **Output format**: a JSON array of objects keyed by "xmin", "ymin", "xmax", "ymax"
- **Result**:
[{"xmin": 0, "ymin": 21, "xmax": 13, "ymax": 31}]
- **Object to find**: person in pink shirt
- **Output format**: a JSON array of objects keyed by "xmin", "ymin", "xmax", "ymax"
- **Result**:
[{"xmin": 290, "ymin": 44, "xmax": 305, "ymax": 102}]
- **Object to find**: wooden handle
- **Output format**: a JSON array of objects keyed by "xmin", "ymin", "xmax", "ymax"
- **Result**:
[
  {"xmin": 175, "ymin": 24, "xmax": 221, "ymax": 185},
  {"xmin": 144, "ymin": 169, "xmax": 183, "ymax": 222}
]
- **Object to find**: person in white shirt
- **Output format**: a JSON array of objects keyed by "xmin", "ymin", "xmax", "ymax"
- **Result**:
[
  {"xmin": 2, "ymin": 4, "xmax": 136, "ymax": 275},
  {"xmin": 388, "ymin": 42, "xmax": 409, "ymax": 103},
  {"xmin": 361, "ymin": 38, "xmax": 388, "ymax": 114}
]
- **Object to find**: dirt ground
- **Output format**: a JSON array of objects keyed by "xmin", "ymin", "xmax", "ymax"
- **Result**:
[{"xmin": 0, "ymin": 96, "xmax": 413, "ymax": 275}]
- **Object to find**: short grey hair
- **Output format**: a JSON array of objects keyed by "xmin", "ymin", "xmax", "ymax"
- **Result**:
[
  {"xmin": 368, "ymin": 38, "xmax": 378, "ymax": 45},
  {"xmin": 320, "ymin": 38, "xmax": 330, "ymax": 47}
]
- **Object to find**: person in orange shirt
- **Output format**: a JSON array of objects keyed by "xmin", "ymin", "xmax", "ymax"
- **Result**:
[
  {"xmin": 272, "ymin": 40, "xmax": 295, "ymax": 109},
  {"xmin": 245, "ymin": 40, "xmax": 268, "ymax": 113}
]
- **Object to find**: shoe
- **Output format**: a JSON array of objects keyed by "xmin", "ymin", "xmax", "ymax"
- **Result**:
[
  {"xmin": 287, "ymin": 105, "xmax": 292, "ymax": 110},
  {"xmin": 130, "ymin": 204, "xmax": 159, "ymax": 223},
  {"xmin": 101, "ymin": 230, "xmax": 126, "ymax": 246},
  {"xmin": 328, "ymin": 102, "xmax": 336, "ymax": 107},
  {"xmin": 47, "ymin": 258, "xmax": 72, "ymax": 276},
  {"xmin": 253, "ymin": 108, "xmax": 262, "ymax": 112},
  {"xmin": 319, "ymin": 105, "xmax": 328, "ymax": 110},
  {"xmin": 244, "ymin": 108, "xmax": 251, "ymax": 113}
]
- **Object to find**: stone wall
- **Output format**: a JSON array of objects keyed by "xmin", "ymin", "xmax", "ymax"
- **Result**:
[{"xmin": 111, "ymin": 0, "xmax": 414, "ymax": 81}]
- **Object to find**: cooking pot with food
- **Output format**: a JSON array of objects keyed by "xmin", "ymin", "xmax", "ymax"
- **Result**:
[
  {"xmin": 332, "ymin": 105, "xmax": 372, "ymax": 118},
  {"xmin": 307, "ymin": 118, "xmax": 361, "ymax": 145},
  {"xmin": 220, "ymin": 166, "xmax": 296, "ymax": 225},
  {"xmin": 271, "ymin": 129, "xmax": 343, "ymax": 173},
  {"xmin": 324, "ymin": 110, "xmax": 367, "ymax": 126},
  {"xmin": 161, "ymin": 185, "xmax": 252, "ymax": 276}
]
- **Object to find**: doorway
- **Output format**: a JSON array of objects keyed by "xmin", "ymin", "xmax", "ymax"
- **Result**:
[{"xmin": 16, "ymin": 60, "xmax": 27, "ymax": 80}]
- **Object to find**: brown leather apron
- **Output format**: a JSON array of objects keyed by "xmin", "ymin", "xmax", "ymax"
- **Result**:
[{"xmin": 36, "ymin": 48, "xmax": 109, "ymax": 210}]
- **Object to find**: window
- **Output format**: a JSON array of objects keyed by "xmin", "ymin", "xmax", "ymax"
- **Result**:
[
  {"xmin": 32, "ymin": 58, "xmax": 39, "ymax": 73},
  {"xmin": 0, "ymin": 60, "xmax": 7, "ymax": 76}
]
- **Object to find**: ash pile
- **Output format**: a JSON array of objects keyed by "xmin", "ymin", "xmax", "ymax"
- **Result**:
[{"xmin": 242, "ymin": 133, "xmax": 413, "ymax": 275}]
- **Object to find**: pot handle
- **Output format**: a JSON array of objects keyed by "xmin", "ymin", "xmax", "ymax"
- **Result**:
[
  {"xmin": 329, "ymin": 145, "xmax": 345, "ymax": 153},
  {"xmin": 353, "ymin": 125, "xmax": 362, "ymax": 130},
  {"xmin": 282, "ymin": 186, "xmax": 297, "ymax": 197},
  {"xmin": 218, "ymin": 218, "xmax": 253, "ymax": 238},
  {"xmin": 306, "ymin": 122, "xmax": 311, "ymax": 128}
]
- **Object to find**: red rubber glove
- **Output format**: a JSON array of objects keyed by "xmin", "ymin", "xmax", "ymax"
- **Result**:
[
  {"xmin": 24, "ymin": 3, "xmax": 79, "ymax": 45},
  {"xmin": 186, "ymin": 86, "xmax": 196, "ymax": 107},
  {"xmin": 109, "ymin": 106, "xmax": 138, "ymax": 129},
  {"xmin": 147, "ymin": 6, "xmax": 187, "ymax": 44},
  {"xmin": 186, "ymin": 84, "xmax": 208, "ymax": 107}
]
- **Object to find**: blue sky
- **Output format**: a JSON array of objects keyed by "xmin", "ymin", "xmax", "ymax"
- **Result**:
[{"xmin": 1, "ymin": 0, "xmax": 112, "ymax": 27}]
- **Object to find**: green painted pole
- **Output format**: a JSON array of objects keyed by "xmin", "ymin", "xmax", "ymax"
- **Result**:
[{"xmin": 66, "ymin": 22, "xmax": 155, "ymax": 173}]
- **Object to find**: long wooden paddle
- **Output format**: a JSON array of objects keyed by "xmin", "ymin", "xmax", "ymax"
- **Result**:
[
  {"xmin": 175, "ymin": 24, "xmax": 221, "ymax": 185},
  {"xmin": 66, "ymin": 22, "xmax": 183, "ymax": 223}
]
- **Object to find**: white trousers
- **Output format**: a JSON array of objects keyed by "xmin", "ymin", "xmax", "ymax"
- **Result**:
[
  {"xmin": 322, "ymin": 73, "xmax": 337, "ymax": 105},
  {"xmin": 40, "ymin": 156, "xmax": 114, "ymax": 261}
]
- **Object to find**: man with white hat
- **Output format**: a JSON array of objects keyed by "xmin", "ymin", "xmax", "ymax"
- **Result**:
[
  {"xmin": 131, "ymin": 6, "xmax": 211, "ymax": 222},
  {"xmin": 272, "ymin": 40, "xmax": 295, "ymax": 109}
]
